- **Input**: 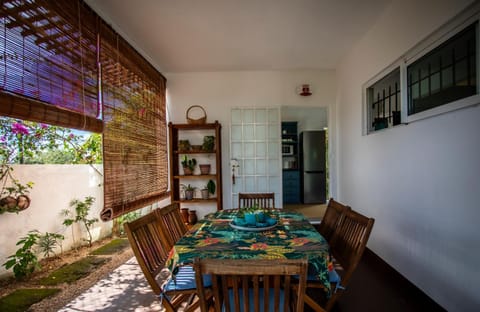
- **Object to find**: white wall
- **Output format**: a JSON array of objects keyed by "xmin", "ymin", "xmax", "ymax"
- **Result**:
[
  {"xmin": 166, "ymin": 70, "xmax": 336, "ymax": 214},
  {"xmin": 335, "ymin": 0, "xmax": 479, "ymax": 310},
  {"xmin": 0, "ymin": 165, "xmax": 109, "ymax": 277}
]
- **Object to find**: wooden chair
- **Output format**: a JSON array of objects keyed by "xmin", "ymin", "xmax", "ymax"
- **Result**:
[
  {"xmin": 124, "ymin": 211, "xmax": 204, "ymax": 312},
  {"xmin": 302, "ymin": 209, "xmax": 375, "ymax": 312},
  {"xmin": 238, "ymin": 192, "xmax": 275, "ymax": 209},
  {"xmin": 194, "ymin": 258, "xmax": 308, "ymax": 312},
  {"xmin": 317, "ymin": 198, "xmax": 351, "ymax": 243},
  {"xmin": 155, "ymin": 202, "xmax": 189, "ymax": 247}
]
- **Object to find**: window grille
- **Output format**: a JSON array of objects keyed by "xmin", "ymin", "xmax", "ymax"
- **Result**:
[
  {"xmin": 407, "ymin": 22, "xmax": 477, "ymax": 115},
  {"xmin": 366, "ymin": 68, "xmax": 401, "ymax": 132}
]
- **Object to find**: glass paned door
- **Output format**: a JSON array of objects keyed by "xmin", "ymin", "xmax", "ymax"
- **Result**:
[{"xmin": 230, "ymin": 108, "xmax": 282, "ymax": 208}]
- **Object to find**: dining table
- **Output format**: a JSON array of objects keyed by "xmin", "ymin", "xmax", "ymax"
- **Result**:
[{"xmin": 167, "ymin": 209, "xmax": 332, "ymax": 293}]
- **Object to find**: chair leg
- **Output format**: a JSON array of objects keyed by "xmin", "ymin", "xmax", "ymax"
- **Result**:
[{"xmin": 304, "ymin": 294, "xmax": 328, "ymax": 312}]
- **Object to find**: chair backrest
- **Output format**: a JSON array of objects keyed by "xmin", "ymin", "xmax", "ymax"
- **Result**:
[
  {"xmin": 317, "ymin": 198, "xmax": 351, "ymax": 243},
  {"xmin": 124, "ymin": 212, "xmax": 171, "ymax": 296},
  {"xmin": 155, "ymin": 202, "xmax": 188, "ymax": 247},
  {"xmin": 238, "ymin": 192, "xmax": 275, "ymax": 209},
  {"xmin": 194, "ymin": 258, "xmax": 308, "ymax": 312},
  {"xmin": 327, "ymin": 209, "xmax": 374, "ymax": 310}
]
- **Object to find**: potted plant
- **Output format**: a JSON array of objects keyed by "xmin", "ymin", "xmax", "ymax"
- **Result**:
[
  {"xmin": 202, "ymin": 135, "xmax": 215, "ymax": 152},
  {"xmin": 181, "ymin": 155, "xmax": 197, "ymax": 175},
  {"xmin": 181, "ymin": 184, "xmax": 197, "ymax": 200},
  {"xmin": 178, "ymin": 140, "xmax": 191, "ymax": 151},
  {"xmin": 201, "ymin": 179, "xmax": 216, "ymax": 199}
]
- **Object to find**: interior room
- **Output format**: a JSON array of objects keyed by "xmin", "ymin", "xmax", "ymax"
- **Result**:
[{"xmin": 0, "ymin": 0, "xmax": 479, "ymax": 311}]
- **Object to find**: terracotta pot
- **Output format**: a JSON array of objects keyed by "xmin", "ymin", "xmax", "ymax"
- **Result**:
[
  {"xmin": 199, "ymin": 164, "xmax": 211, "ymax": 175},
  {"xmin": 16, "ymin": 195, "xmax": 30, "ymax": 210},
  {"xmin": 0, "ymin": 196, "xmax": 17, "ymax": 211},
  {"xmin": 183, "ymin": 167, "xmax": 193, "ymax": 175},
  {"xmin": 188, "ymin": 210, "xmax": 198, "ymax": 225},
  {"xmin": 180, "ymin": 208, "xmax": 189, "ymax": 224}
]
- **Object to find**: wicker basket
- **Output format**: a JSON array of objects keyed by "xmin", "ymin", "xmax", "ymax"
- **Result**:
[{"xmin": 186, "ymin": 105, "xmax": 207, "ymax": 125}]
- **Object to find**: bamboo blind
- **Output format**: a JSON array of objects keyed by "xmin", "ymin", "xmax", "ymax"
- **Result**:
[
  {"xmin": 0, "ymin": 0, "xmax": 168, "ymax": 220},
  {"xmin": 0, "ymin": 0, "xmax": 101, "ymax": 131},
  {"xmin": 100, "ymin": 22, "xmax": 168, "ymax": 221}
]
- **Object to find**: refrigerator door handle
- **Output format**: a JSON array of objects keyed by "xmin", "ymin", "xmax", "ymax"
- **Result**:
[{"xmin": 304, "ymin": 170, "xmax": 324, "ymax": 174}]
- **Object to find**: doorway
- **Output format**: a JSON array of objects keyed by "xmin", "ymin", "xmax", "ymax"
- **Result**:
[{"xmin": 281, "ymin": 106, "xmax": 328, "ymax": 218}]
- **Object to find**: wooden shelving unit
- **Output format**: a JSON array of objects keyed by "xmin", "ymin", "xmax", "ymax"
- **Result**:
[{"xmin": 168, "ymin": 121, "xmax": 223, "ymax": 211}]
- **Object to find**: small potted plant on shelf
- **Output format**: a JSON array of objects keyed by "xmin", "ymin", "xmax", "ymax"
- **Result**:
[
  {"xmin": 181, "ymin": 155, "xmax": 197, "ymax": 175},
  {"xmin": 178, "ymin": 140, "xmax": 191, "ymax": 151},
  {"xmin": 181, "ymin": 184, "xmax": 197, "ymax": 200},
  {"xmin": 202, "ymin": 135, "xmax": 215, "ymax": 152},
  {"xmin": 200, "ymin": 179, "xmax": 216, "ymax": 199}
]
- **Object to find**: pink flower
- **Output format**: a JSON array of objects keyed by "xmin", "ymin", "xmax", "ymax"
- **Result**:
[
  {"xmin": 0, "ymin": 136, "xmax": 5, "ymax": 142},
  {"xmin": 69, "ymin": 133, "xmax": 75, "ymax": 139},
  {"xmin": 40, "ymin": 123, "xmax": 48, "ymax": 129},
  {"xmin": 11, "ymin": 122, "xmax": 29, "ymax": 135}
]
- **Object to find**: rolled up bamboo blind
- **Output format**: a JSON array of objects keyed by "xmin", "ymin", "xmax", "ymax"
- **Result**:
[{"xmin": 0, "ymin": 0, "xmax": 168, "ymax": 220}]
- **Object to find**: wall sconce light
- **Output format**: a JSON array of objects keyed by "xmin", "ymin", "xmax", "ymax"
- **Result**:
[{"xmin": 297, "ymin": 84, "xmax": 312, "ymax": 96}]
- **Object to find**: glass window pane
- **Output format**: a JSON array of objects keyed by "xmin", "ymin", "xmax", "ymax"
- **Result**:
[
  {"xmin": 244, "ymin": 143, "xmax": 255, "ymax": 157},
  {"xmin": 268, "ymin": 142, "xmax": 280, "ymax": 158},
  {"xmin": 231, "ymin": 143, "xmax": 243, "ymax": 158},
  {"xmin": 231, "ymin": 125, "xmax": 242, "ymax": 141},
  {"xmin": 409, "ymin": 68, "xmax": 419, "ymax": 84},
  {"xmin": 268, "ymin": 161, "xmax": 280, "ymax": 175},
  {"xmin": 455, "ymin": 59, "xmax": 468, "ymax": 84},
  {"xmin": 268, "ymin": 109, "xmax": 279, "ymax": 122},
  {"xmin": 442, "ymin": 67, "xmax": 453, "ymax": 88},
  {"xmin": 431, "ymin": 73, "xmax": 441, "ymax": 93},
  {"xmin": 244, "ymin": 159, "xmax": 255, "ymax": 174},
  {"xmin": 407, "ymin": 22, "xmax": 477, "ymax": 116},
  {"xmin": 420, "ymin": 79, "xmax": 429, "ymax": 97},
  {"xmin": 256, "ymin": 160, "xmax": 266, "ymax": 174},
  {"xmin": 268, "ymin": 125, "xmax": 279, "ymax": 140},
  {"xmin": 257, "ymin": 177, "xmax": 268, "ymax": 192},
  {"xmin": 430, "ymin": 55, "xmax": 441, "ymax": 73},
  {"xmin": 244, "ymin": 177, "xmax": 256, "ymax": 192},
  {"xmin": 367, "ymin": 67, "xmax": 400, "ymax": 133},
  {"xmin": 256, "ymin": 143, "xmax": 266, "ymax": 157},
  {"xmin": 255, "ymin": 109, "xmax": 267, "ymax": 123},
  {"xmin": 244, "ymin": 126, "xmax": 255, "ymax": 140},
  {"xmin": 233, "ymin": 179, "xmax": 243, "ymax": 194},
  {"xmin": 411, "ymin": 83, "xmax": 419, "ymax": 100},
  {"xmin": 243, "ymin": 109, "xmax": 254, "ymax": 123},
  {"xmin": 255, "ymin": 125, "xmax": 266, "ymax": 140}
]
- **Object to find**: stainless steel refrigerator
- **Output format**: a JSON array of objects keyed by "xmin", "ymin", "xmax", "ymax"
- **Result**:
[{"xmin": 299, "ymin": 131, "xmax": 326, "ymax": 204}]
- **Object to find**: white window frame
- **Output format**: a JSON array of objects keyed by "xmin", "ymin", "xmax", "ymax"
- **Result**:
[{"xmin": 363, "ymin": 2, "xmax": 480, "ymax": 135}]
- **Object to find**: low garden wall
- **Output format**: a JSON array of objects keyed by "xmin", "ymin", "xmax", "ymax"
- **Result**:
[{"xmin": 0, "ymin": 165, "xmax": 108, "ymax": 278}]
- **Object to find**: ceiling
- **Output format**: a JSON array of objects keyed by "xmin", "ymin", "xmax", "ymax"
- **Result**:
[{"xmin": 86, "ymin": 0, "xmax": 392, "ymax": 73}]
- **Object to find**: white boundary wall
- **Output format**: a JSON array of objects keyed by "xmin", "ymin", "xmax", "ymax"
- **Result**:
[{"xmin": 0, "ymin": 165, "xmax": 109, "ymax": 278}]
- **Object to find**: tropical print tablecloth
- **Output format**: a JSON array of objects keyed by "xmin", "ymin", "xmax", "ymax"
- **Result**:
[{"xmin": 169, "ymin": 209, "xmax": 331, "ymax": 293}]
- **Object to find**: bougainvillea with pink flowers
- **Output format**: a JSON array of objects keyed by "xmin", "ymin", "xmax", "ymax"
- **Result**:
[{"xmin": 0, "ymin": 117, "xmax": 102, "ymax": 214}]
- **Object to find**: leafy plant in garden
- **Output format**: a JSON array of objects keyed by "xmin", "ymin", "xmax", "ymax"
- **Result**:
[
  {"xmin": 0, "ymin": 117, "xmax": 103, "ymax": 214},
  {"xmin": 62, "ymin": 196, "xmax": 98, "ymax": 247},
  {"xmin": 114, "ymin": 211, "xmax": 141, "ymax": 236},
  {"xmin": 37, "ymin": 232, "xmax": 65, "ymax": 258},
  {"xmin": 2, "ymin": 230, "xmax": 41, "ymax": 280}
]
